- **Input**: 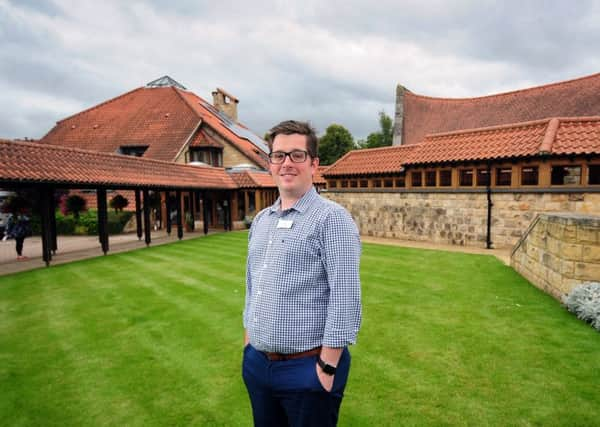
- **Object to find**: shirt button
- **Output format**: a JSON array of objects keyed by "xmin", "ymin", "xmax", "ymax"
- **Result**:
[
  {"xmin": 263, "ymin": 263, "xmax": 267, "ymax": 268},
  {"xmin": 258, "ymin": 290, "xmax": 262, "ymax": 295},
  {"xmin": 268, "ymin": 240, "xmax": 272, "ymax": 244},
  {"xmin": 253, "ymin": 317, "xmax": 257, "ymax": 322}
]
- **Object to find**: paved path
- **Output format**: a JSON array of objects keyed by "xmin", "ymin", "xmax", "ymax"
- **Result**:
[
  {"xmin": 361, "ymin": 236, "xmax": 511, "ymax": 265},
  {"xmin": 0, "ymin": 229, "xmax": 219, "ymax": 277},
  {"xmin": 0, "ymin": 231, "xmax": 512, "ymax": 277}
]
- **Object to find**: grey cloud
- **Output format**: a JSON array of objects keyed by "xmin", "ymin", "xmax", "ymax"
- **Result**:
[{"xmin": 1, "ymin": 0, "xmax": 600, "ymax": 142}]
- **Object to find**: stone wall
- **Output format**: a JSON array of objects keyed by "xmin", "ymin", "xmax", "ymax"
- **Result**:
[
  {"xmin": 322, "ymin": 190, "xmax": 600, "ymax": 248},
  {"xmin": 511, "ymin": 214, "xmax": 600, "ymax": 299}
]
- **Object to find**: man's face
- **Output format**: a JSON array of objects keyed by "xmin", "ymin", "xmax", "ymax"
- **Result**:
[{"xmin": 269, "ymin": 133, "xmax": 318, "ymax": 199}]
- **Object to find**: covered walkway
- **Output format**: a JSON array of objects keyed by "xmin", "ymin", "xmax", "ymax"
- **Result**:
[{"xmin": 0, "ymin": 139, "xmax": 238, "ymax": 267}]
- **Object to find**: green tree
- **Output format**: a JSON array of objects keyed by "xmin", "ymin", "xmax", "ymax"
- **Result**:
[
  {"xmin": 358, "ymin": 111, "xmax": 394, "ymax": 149},
  {"xmin": 318, "ymin": 124, "xmax": 355, "ymax": 165}
]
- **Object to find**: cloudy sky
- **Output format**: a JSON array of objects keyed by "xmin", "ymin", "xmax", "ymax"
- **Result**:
[{"xmin": 2, "ymin": 0, "xmax": 600, "ymax": 141}]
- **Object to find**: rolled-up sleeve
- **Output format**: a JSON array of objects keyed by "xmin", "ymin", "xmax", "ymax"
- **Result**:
[{"xmin": 321, "ymin": 208, "xmax": 362, "ymax": 347}]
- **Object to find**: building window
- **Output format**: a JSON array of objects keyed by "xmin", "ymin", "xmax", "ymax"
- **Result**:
[
  {"xmin": 589, "ymin": 165, "xmax": 600, "ymax": 185},
  {"xmin": 411, "ymin": 171, "xmax": 422, "ymax": 187},
  {"xmin": 476, "ymin": 168, "xmax": 490, "ymax": 186},
  {"xmin": 189, "ymin": 148, "xmax": 223, "ymax": 167},
  {"xmin": 439, "ymin": 170, "xmax": 451, "ymax": 186},
  {"xmin": 496, "ymin": 167, "xmax": 512, "ymax": 186},
  {"xmin": 329, "ymin": 180, "xmax": 337, "ymax": 188},
  {"xmin": 119, "ymin": 145, "xmax": 148, "ymax": 157},
  {"xmin": 459, "ymin": 169, "xmax": 473, "ymax": 186},
  {"xmin": 521, "ymin": 166, "xmax": 539, "ymax": 186},
  {"xmin": 425, "ymin": 171, "xmax": 436, "ymax": 187},
  {"xmin": 350, "ymin": 180, "xmax": 358, "ymax": 188},
  {"xmin": 551, "ymin": 165, "xmax": 581, "ymax": 185},
  {"xmin": 395, "ymin": 175, "xmax": 406, "ymax": 187},
  {"xmin": 359, "ymin": 180, "xmax": 368, "ymax": 188},
  {"xmin": 341, "ymin": 180, "xmax": 348, "ymax": 188},
  {"xmin": 384, "ymin": 179, "xmax": 393, "ymax": 188},
  {"xmin": 373, "ymin": 179, "xmax": 382, "ymax": 187}
]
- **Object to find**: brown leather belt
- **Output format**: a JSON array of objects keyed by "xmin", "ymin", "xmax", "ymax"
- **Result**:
[{"xmin": 263, "ymin": 346, "xmax": 322, "ymax": 361}]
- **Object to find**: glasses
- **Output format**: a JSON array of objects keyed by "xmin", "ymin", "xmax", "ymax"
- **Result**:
[{"xmin": 268, "ymin": 150, "xmax": 310, "ymax": 164}]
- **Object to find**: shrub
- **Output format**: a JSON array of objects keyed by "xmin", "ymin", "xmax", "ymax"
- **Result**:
[
  {"xmin": 64, "ymin": 195, "xmax": 87, "ymax": 219},
  {"xmin": 109, "ymin": 194, "xmax": 129, "ymax": 212},
  {"xmin": 55, "ymin": 213, "xmax": 76, "ymax": 234},
  {"xmin": 563, "ymin": 282, "xmax": 600, "ymax": 332}
]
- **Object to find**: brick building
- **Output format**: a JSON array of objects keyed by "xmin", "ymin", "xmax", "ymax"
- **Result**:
[
  {"xmin": 323, "ymin": 73, "xmax": 600, "ymax": 248},
  {"xmin": 37, "ymin": 76, "xmax": 324, "ymax": 229}
]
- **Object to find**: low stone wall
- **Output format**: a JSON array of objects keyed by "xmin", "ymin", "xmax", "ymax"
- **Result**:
[
  {"xmin": 511, "ymin": 214, "xmax": 600, "ymax": 299},
  {"xmin": 322, "ymin": 190, "xmax": 600, "ymax": 248}
]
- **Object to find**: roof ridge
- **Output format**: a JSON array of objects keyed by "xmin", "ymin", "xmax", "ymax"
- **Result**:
[
  {"xmin": 173, "ymin": 86, "xmax": 206, "ymax": 119},
  {"xmin": 54, "ymin": 86, "xmax": 144, "ymax": 125},
  {"xmin": 539, "ymin": 118, "xmax": 560, "ymax": 154},
  {"xmin": 405, "ymin": 71, "xmax": 600, "ymax": 102}
]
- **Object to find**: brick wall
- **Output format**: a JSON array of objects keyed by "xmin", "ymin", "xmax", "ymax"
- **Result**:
[
  {"xmin": 511, "ymin": 213, "xmax": 600, "ymax": 299},
  {"xmin": 322, "ymin": 190, "xmax": 600, "ymax": 248}
]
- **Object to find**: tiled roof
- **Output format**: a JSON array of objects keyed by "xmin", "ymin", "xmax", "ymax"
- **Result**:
[
  {"xmin": 229, "ymin": 167, "xmax": 327, "ymax": 188},
  {"xmin": 176, "ymin": 90, "xmax": 269, "ymax": 168},
  {"xmin": 325, "ymin": 117, "xmax": 600, "ymax": 173},
  {"xmin": 553, "ymin": 117, "xmax": 600, "ymax": 155},
  {"xmin": 407, "ymin": 120, "xmax": 549, "ymax": 164},
  {"xmin": 402, "ymin": 72, "xmax": 600, "ymax": 146},
  {"xmin": 189, "ymin": 129, "xmax": 223, "ymax": 148},
  {"xmin": 406, "ymin": 117, "xmax": 600, "ymax": 165},
  {"xmin": 229, "ymin": 170, "xmax": 276, "ymax": 188},
  {"xmin": 40, "ymin": 87, "xmax": 200, "ymax": 161},
  {"xmin": 0, "ymin": 140, "xmax": 237, "ymax": 189},
  {"xmin": 323, "ymin": 145, "xmax": 417, "ymax": 177},
  {"xmin": 39, "ymin": 85, "xmax": 268, "ymax": 168},
  {"xmin": 314, "ymin": 166, "xmax": 328, "ymax": 185}
]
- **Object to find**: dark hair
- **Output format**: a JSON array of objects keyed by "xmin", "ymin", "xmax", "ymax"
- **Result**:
[{"xmin": 267, "ymin": 120, "xmax": 318, "ymax": 158}]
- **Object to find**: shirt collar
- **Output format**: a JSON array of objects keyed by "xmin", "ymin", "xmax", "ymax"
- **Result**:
[{"xmin": 269, "ymin": 186, "xmax": 318, "ymax": 214}]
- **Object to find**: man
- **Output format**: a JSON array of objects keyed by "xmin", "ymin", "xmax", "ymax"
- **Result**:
[{"xmin": 242, "ymin": 120, "xmax": 361, "ymax": 426}]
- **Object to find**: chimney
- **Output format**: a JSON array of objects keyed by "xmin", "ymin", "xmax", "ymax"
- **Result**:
[
  {"xmin": 212, "ymin": 88, "xmax": 239, "ymax": 121},
  {"xmin": 393, "ymin": 84, "xmax": 408, "ymax": 146}
]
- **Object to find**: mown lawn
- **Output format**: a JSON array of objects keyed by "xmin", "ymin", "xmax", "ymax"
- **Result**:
[{"xmin": 0, "ymin": 231, "xmax": 599, "ymax": 426}]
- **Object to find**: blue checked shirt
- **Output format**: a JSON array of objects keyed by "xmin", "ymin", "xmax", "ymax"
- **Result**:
[{"xmin": 244, "ymin": 187, "xmax": 362, "ymax": 353}]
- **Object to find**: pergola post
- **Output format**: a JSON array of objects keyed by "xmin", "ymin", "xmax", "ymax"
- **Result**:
[
  {"xmin": 143, "ymin": 189, "xmax": 151, "ymax": 246},
  {"xmin": 165, "ymin": 191, "xmax": 172, "ymax": 235},
  {"xmin": 97, "ymin": 188, "xmax": 109, "ymax": 254},
  {"xmin": 202, "ymin": 191, "xmax": 209, "ymax": 235},
  {"xmin": 176, "ymin": 190, "xmax": 183, "ymax": 240},
  {"xmin": 135, "ymin": 189, "xmax": 142, "ymax": 240},
  {"xmin": 50, "ymin": 193, "xmax": 57, "ymax": 254},
  {"xmin": 224, "ymin": 192, "xmax": 232, "ymax": 231},
  {"xmin": 38, "ymin": 185, "xmax": 53, "ymax": 266},
  {"xmin": 189, "ymin": 190, "xmax": 195, "ymax": 231}
]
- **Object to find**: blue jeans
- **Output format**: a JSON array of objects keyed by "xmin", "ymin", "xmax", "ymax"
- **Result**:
[{"xmin": 242, "ymin": 344, "xmax": 351, "ymax": 427}]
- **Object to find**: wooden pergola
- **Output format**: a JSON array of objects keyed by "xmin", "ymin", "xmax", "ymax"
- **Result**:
[{"xmin": 0, "ymin": 139, "xmax": 237, "ymax": 266}]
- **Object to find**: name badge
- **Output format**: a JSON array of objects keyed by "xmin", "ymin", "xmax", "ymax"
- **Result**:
[{"xmin": 277, "ymin": 219, "xmax": 293, "ymax": 229}]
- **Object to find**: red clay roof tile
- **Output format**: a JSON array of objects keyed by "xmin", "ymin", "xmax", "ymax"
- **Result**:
[
  {"xmin": 402, "ymin": 72, "xmax": 600, "ymax": 146},
  {"xmin": 230, "ymin": 170, "xmax": 276, "ymax": 188},
  {"xmin": 323, "ymin": 145, "xmax": 417, "ymax": 177},
  {"xmin": 326, "ymin": 117, "xmax": 600, "ymax": 173},
  {"xmin": 0, "ymin": 140, "xmax": 237, "ymax": 189},
  {"xmin": 39, "ymin": 85, "xmax": 268, "ymax": 168}
]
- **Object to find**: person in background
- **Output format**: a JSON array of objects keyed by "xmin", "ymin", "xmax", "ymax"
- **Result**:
[{"xmin": 5, "ymin": 211, "xmax": 31, "ymax": 260}]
